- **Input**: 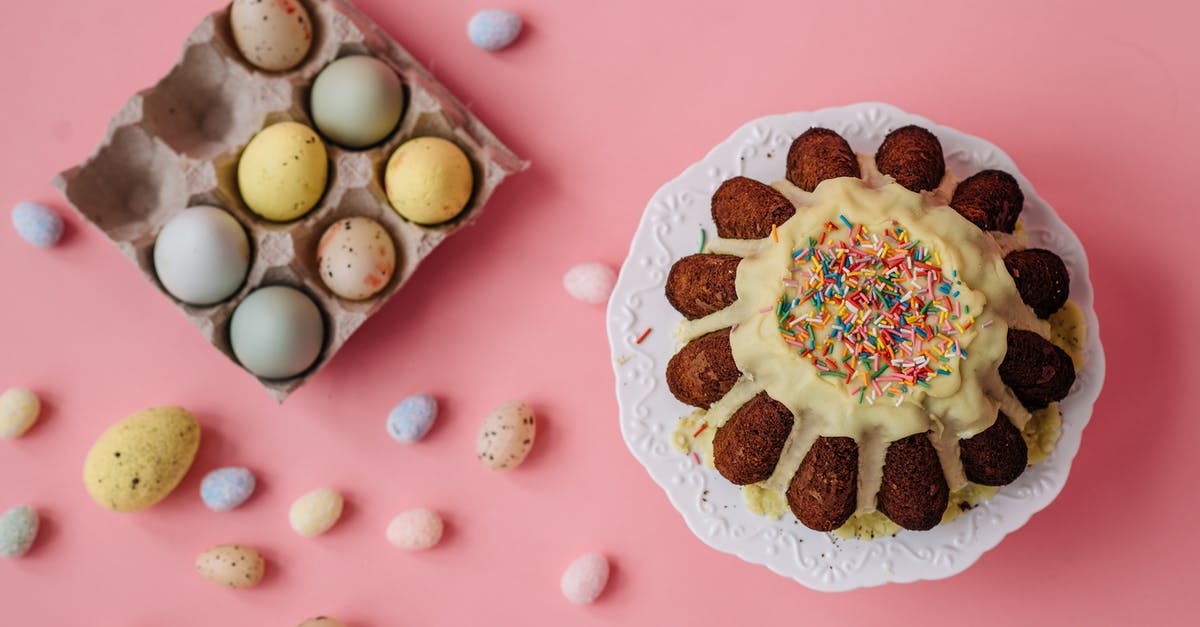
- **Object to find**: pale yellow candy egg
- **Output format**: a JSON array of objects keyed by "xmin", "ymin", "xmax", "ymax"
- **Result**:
[
  {"xmin": 238, "ymin": 122, "xmax": 328, "ymax": 222},
  {"xmin": 0, "ymin": 388, "xmax": 40, "ymax": 439},
  {"xmin": 385, "ymin": 137, "xmax": 474, "ymax": 225},
  {"xmin": 289, "ymin": 488, "xmax": 344, "ymax": 536}
]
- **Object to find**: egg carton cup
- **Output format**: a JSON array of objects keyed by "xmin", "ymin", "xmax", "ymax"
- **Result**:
[{"xmin": 53, "ymin": 0, "xmax": 527, "ymax": 401}]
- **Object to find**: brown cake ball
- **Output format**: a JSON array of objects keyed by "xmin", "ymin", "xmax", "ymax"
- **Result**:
[
  {"xmin": 713, "ymin": 392, "xmax": 794, "ymax": 485},
  {"xmin": 786, "ymin": 436, "xmax": 859, "ymax": 532},
  {"xmin": 875, "ymin": 125, "xmax": 945, "ymax": 192},
  {"xmin": 786, "ymin": 128, "xmax": 861, "ymax": 193},
  {"xmin": 960, "ymin": 412, "xmax": 1028, "ymax": 486},
  {"xmin": 666, "ymin": 328, "xmax": 740, "ymax": 408},
  {"xmin": 710, "ymin": 176, "xmax": 796, "ymax": 239},
  {"xmin": 1000, "ymin": 329, "xmax": 1076, "ymax": 410},
  {"xmin": 1004, "ymin": 248, "xmax": 1070, "ymax": 319},
  {"xmin": 665, "ymin": 254, "xmax": 740, "ymax": 320},
  {"xmin": 951, "ymin": 170, "xmax": 1024, "ymax": 233},
  {"xmin": 876, "ymin": 433, "xmax": 949, "ymax": 531}
]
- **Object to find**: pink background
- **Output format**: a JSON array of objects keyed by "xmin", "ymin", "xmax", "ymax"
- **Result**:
[{"xmin": 1, "ymin": 0, "xmax": 1196, "ymax": 624}]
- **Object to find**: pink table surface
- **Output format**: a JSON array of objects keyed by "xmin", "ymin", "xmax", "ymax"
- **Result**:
[{"xmin": 1, "ymin": 0, "xmax": 1197, "ymax": 624}]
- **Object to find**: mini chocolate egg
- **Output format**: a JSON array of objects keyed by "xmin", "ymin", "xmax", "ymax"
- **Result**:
[
  {"xmin": 467, "ymin": 9, "xmax": 523, "ymax": 51},
  {"xmin": 0, "ymin": 505, "xmax": 39, "ymax": 559},
  {"xmin": 83, "ymin": 406, "xmax": 200, "ymax": 512},
  {"xmin": 385, "ymin": 137, "xmax": 474, "ymax": 225},
  {"xmin": 476, "ymin": 400, "xmax": 536, "ymax": 470},
  {"xmin": 230, "ymin": 0, "xmax": 313, "ymax": 72},
  {"xmin": 154, "ymin": 206, "xmax": 250, "ymax": 305},
  {"xmin": 0, "ymin": 388, "xmax": 40, "ymax": 439},
  {"xmin": 311, "ymin": 56, "xmax": 405, "ymax": 148},
  {"xmin": 563, "ymin": 262, "xmax": 616, "ymax": 305},
  {"xmin": 386, "ymin": 394, "xmax": 437, "ymax": 443},
  {"xmin": 317, "ymin": 217, "xmax": 396, "ymax": 300},
  {"xmin": 560, "ymin": 552, "xmax": 610, "ymax": 605},
  {"xmin": 200, "ymin": 467, "xmax": 256, "ymax": 512},
  {"xmin": 196, "ymin": 544, "xmax": 265, "ymax": 588},
  {"xmin": 298, "ymin": 619, "xmax": 345, "ymax": 627},
  {"xmin": 386, "ymin": 508, "xmax": 443, "ymax": 550},
  {"xmin": 10, "ymin": 201, "xmax": 63, "ymax": 248},
  {"xmin": 238, "ymin": 122, "xmax": 328, "ymax": 222},
  {"xmin": 289, "ymin": 488, "xmax": 343, "ymax": 537},
  {"xmin": 230, "ymin": 286, "xmax": 325, "ymax": 379}
]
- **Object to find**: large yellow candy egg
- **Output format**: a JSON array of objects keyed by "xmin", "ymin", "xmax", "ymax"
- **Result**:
[
  {"xmin": 384, "ymin": 136, "xmax": 474, "ymax": 225},
  {"xmin": 238, "ymin": 121, "xmax": 328, "ymax": 222},
  {"xmin": 83, "ymin": 406, "xmax": 200, "ymax": 512}
]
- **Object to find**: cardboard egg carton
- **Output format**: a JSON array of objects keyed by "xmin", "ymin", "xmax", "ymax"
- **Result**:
[{"xmin": 53, "ymin": 0, "xmax": 527, "ymax": 401}]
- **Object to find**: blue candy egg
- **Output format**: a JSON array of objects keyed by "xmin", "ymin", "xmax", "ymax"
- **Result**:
[
  {"xmin": 467, "ymin": 9, "xmax": 522, "ymax": 51},
  {"xmin": 200, "ymin": 467, "xmax": 256, "ymax": 512},
  {"xmin": 387, "ymin": 394, "xmax": 438, "ymax": 443},
  {"xmin": 11, "ymin": 201, "xmax": 63, "ymax": 248}
]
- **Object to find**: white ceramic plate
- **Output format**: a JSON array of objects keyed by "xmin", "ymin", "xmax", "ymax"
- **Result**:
[{"xmin": 606, "ymin": 102, "xmax": 1105, "ymax": 591}]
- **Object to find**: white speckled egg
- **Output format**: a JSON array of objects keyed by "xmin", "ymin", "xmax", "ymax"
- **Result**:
[
  {"xmin": 289, "ymin": 488, "xmax": 343, "ymax": 537},
  {"xmin": 200, "ymin": 467, "xmax": 257, "ymax": 511},
  {"xmin": 154, "ymin": 206, "xmax": 250, "ymax": 305},
  {"xmin": 386, "ymin": 394, "xmax": 437, "ymax": 443},
  {"xmin": 230, "ymin": 0, "xmax": 314, "ymax": 72},
  {"xmin": 230, "ymin": 286, "xmax": 325, "ymax": 379},
  {"xmin": 0, "ymin": 505, "xmax": 39, "ymax": 559},
  {"xmin": 386, "ymin": 508, "xmax": 443, "ymax": 550},
  {"xmin": 311, "ymin": 56, "xmax": 405, "ymax": 148},
  {"xmin": 563, "ymin": 262, "xmax": 616, "ymax": 305},
  {"xmin": 476, "ymin": 400, "xmax": 536, "ymax": 470},
  {"xmin": 317, "ymin": 217, "xmax": 396, "ymax": 300},
  {"xmin": 561, "ymin": 552, "xmax": 610, "ymax": 605},
  {"xmin": 196, "ymin": 544, "xmax": 265, "ymax": 588},
  {"xmin": 0, "ymin": 388, "xmax": 40, "ymax": 439}
]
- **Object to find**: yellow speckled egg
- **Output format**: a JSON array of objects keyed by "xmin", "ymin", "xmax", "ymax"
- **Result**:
[
  {"xmin": 196, "ymin": 544, "xmax": 265, "ymax": 589},
  {"xmin": 83, "ymin": 406, "xmax": 200, "ymax": 512},
  {"xmin": 289, "ymin": 488, "xmax": 343, "ymax": 537},
  {"xmin": 384, "ymin": 136, "xmax": 474, "ymax": 225},
  {"xmin": 238, "ymin": 121, "xmax": 328, "ymax": 222}
]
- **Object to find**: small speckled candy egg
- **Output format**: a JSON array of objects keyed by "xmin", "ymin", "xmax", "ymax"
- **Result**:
[
  {"xmin": 230, "ymin": 285, "xmax": 325, "ymax": 379},
  {"xmin": 563, "ymin": 262, "xmax": 616, "ymax": 305},
  {"xmin": 386, "ymin": 508, "xmax": 443, "ymax": 550},
  {"xmin": 83, "ymin": 406, "xmax": 201, "ymax": 512},
  {"xmin": 230, "ymin": 0, "xmax": 313, "ymax": 72},
  {"xmin": 385, "ymin": 136, "xmax": 474, "ymax": 225},
  {"xmin": 196, "ymin": 544, "xmax": 265, "ymax": 589},
  {"xmin": 298, "ymin": 618, "xmax": 345, "ymax": 627},
  {"xmin": 0, "ymin": 505, "xmax": 39, "ymax": 559},
  {"xmin": 386, "ymin": 394, "xmax": 437, "ymax": 444},
  {"xmin": 153, "ymin": 206, "xmax": 250, "ymax": 305},
  {"xmin": 467, "ymin": 9, "xmax": 522, "ymax": 51},
  {"xmin": 289, "ymin": 488, "xmax": 343, "ymax": 537},
  {"xmin": 200, "ymin": 467, "xmax": 256, "ymax": 512},
  {"xmin": 476, "ymin": 400, "xmax": 536, "ymax": 470},
  {"xmin": 311, "ymin": 56, "xmax": 405, "ymax": 148},
  {"xmin": 560, "ymin": 552, "xmax": 610, "ymax": 605},
  {"xmin": 0, "ymin": 388, "xmax": 40, "ymax": 439},
  {"xmin": 11, "ymin": 201, "xmax": 63, "ymax": 248},
  {"xmin": 238, "ymin": 121, "xmax": 328, "ymax": 222},
  {"xmin": 317, "ymin": 217, "xmax": 396, "ymax": 301}
]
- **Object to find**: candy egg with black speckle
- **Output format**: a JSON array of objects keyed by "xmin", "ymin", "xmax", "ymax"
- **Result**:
[
  {"xmin": 196, "ymin": 544, "xmax": 265, "ymax": 588},
  {"xmin": 476, "ymin": 400, "xmax": 536, "ymax": 470},
  {"xmin": 317, "ymin": 216, "xmax": 396, "ymax": 300},
  {"xmin": 230, "ymin": 0, "xmax": 313, "ymax": 72}
]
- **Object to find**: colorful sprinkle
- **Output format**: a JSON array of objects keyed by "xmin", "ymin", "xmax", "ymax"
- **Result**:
[
  {"xmin": 773, "ymin": 218, "xmax": 971, "ymax": 403},
  {"xmin": 692, "ymin": 423, "xmax": 708, "ymax": 437},
  {"xmin": 635, "ymin": 327, "xmax": 652, "ymax": 344},
  {"xmin": 699, "ymin": 228, "xmax": 707, "ymax": 253}
]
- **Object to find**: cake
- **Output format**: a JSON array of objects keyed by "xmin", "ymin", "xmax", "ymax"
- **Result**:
[{"xmin": 664, "ymin": 125, "xmax": 1080, "ymax": 534}]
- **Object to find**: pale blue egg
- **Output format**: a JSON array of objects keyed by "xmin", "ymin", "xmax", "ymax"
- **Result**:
[
  {"xmin": 11, "ymin": 201, "xmax": 63, "ymax": 248},
  {"xmin": 387, "ymin": 394, "xmax": 438, "ymax": 443},
  {"xmin": 200, "ymin": 467, "xmax": 256, "ymax": 511},
  {"xmin": 0, "ymin": 505, "xmax": 39, "ymax": 558},
  {"xmin": 467, "ymin": 9, "xmax": 522, "ymax": 51}
]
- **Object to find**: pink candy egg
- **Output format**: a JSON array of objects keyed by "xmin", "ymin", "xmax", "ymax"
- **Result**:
[
  {"xmin": 560, "ymin": 552, "xmax": 610, "ymax": 605},
  {"xmin": 386, "ymin": 508, "xmax": 444, "ymax": 550},
  {"xmin": 563, "ymin": 262, "xmax": 616, "ymax": 305}
]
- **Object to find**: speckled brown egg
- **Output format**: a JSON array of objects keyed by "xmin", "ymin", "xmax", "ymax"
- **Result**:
[
  {"xmin": 196, "ymin": 544, "xmax": 265, "ymax": 589},
  {"xmin": 476, "ymin": 400, "xmax": 536, "ymax": 470}
]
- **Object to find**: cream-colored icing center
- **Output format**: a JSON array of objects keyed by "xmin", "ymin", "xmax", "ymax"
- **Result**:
[{"xmin": 675, "ymin": 161, "xmax": 1050, "ymax": 516}]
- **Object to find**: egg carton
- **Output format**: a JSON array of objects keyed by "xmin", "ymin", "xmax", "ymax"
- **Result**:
[{"xmin": 52, "ymin": 0, "xmax": 526, "ymax": 401}]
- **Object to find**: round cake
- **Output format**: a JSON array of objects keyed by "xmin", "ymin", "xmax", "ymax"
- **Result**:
[{"xmin": 664, "ymin": 125, "xmax": 1080, "ymax": 534}]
